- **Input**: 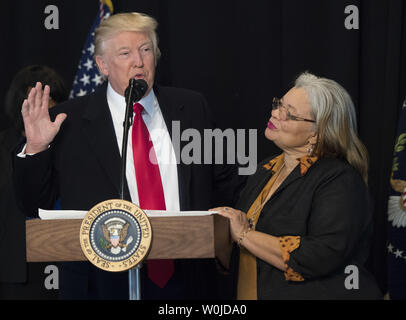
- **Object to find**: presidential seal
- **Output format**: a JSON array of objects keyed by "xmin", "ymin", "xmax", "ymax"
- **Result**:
[{"xmin": 79, "ymin": 199, "xmax": 152, "ymax": 272}]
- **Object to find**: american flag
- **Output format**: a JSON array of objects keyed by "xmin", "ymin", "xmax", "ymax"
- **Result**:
[{"xmin": 69, "ymin": 0, "xmax": 113, "ymax": 98}]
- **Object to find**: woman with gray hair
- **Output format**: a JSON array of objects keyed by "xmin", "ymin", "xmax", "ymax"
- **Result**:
[{"xmin": 212, "ymin": 72, "xmax": 382, "ymax": 299}]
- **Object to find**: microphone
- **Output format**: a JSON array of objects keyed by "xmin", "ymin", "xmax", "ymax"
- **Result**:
[
  {"xmin": 125, "ymin": 78, "xmax": 148, "ymax": 106},
  {"xmin": 124, "ymin": 79, "xmax": 148, "ymax": 123}
]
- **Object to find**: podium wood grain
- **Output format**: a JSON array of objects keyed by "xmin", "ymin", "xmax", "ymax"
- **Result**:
[{"xmin": 26, "ymin": 215, "xmax": 231, "ymax": 267}]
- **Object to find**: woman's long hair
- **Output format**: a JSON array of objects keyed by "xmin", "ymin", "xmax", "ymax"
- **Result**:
[{"xmin": 295, "ymin": 72, "xmax": 369, "ymax": 184}]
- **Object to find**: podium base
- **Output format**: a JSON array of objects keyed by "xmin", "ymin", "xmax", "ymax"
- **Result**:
[{"xmin": 129, "ymin": 264, "xmax": 142, "ymax": 300}]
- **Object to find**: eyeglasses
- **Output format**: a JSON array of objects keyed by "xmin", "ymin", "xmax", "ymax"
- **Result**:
[{"xmin": 272, "ymin": 97, "xmax": 316, "ymax": 123}]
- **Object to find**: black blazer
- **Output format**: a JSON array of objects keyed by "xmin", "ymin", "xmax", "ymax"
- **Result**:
[
  {"xmin": 13, "ymin": 84, "xmax": 245, "ymax": 299},
  {"xmin": 235, "ymin": 155, "xmax": 382, "ymax": 300},
  {"xmin": 0, "ymin": 128, "xmax": 26, "ymax": 283}
]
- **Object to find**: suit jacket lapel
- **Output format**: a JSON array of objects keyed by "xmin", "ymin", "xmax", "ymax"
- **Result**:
[
  {"xmin": 81, "ymin": 85, "xmax": 131, "ymax": 201},
  {"xmin": 236, "ymin": 167, "xmax": 274, "ymax": 213},
  {"xmin": 154, "ymin": 86, "xmax": 191, "ymax": 210}
]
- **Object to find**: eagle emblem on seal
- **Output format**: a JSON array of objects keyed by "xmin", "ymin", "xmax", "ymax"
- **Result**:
[
  {"xmin": 101, "ymin": 217, "xmax": 133, "ymax": 254},
  {"xmin": 388, "ymin": 177, "xmax": 406, "ymax": 228}
]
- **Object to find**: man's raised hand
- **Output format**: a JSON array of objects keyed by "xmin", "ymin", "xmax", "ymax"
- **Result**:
[{"xmin": 21, "ymin": 82, "xmax": 67, "ymax": 154}]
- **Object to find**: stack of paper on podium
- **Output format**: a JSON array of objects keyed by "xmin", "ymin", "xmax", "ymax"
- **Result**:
[{"xmin": 38, "ymin": 209, "xmax": 216, "ymax": 219}]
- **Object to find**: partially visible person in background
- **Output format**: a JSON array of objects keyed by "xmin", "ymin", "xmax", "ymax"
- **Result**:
[
  {"xmin": 0, "ymin": 65, "xmax": 68, "ymax": 299},
  {"xmin": 4, "ymin": 65, "xmax": 68, "ymax": 134}
]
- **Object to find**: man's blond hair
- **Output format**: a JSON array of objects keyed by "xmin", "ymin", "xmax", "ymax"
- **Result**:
[{"xmin": 94, "ymin": 12, "xmax": 161, "ymax": 62}]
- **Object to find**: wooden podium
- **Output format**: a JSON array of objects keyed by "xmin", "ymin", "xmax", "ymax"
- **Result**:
[{"xmin": 26, "ymin": 214, "xmax": 232, "ymax": 269}]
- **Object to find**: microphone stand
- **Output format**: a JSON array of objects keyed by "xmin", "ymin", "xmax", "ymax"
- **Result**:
[
  {"xmin": 119, "ymin": 80, "xmax": 135, "ymax": 201},
  {"xmin": 119, "ymin": 79, "xmax": 147, "ymax": 301}
]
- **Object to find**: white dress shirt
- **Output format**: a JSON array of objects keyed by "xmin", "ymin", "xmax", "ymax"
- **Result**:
[{"xmin": 107, "ymin": 82, "xmax": 180, "ymax": 211}]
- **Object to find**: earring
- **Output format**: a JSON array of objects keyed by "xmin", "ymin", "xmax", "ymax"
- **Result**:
[{"xmin": 307, "ymin": 144, "xmax": 314, "ymax": 155}]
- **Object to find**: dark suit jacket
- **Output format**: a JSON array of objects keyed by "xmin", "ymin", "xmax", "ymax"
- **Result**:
[
  {"xmin": 0, "ymin": 128, "xmax": 26, "ymax": 283},
  {"xmin": 235, "ymin": 155, "xmax": 382, "ymax": 299},
  {"xmin": 13, "ymin": 84, "xmax": 245, "ymax": 299}
]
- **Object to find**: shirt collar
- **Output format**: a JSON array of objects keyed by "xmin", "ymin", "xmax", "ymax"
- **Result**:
[{"xmin": 263, "ymin": 153, "xmax": 318, "ymax": 176}]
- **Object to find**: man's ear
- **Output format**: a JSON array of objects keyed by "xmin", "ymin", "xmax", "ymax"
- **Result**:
[{"xmin": 95, "ymin": 55, "xmax": 109, "ymax": 77}]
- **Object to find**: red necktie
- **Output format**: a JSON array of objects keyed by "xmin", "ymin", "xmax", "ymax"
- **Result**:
[{"xmin": 132, "ymin": 102, "xmax": 174, "ymax": 288}]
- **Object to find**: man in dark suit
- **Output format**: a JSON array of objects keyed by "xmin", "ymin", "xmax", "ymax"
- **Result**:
[{"xmin": 13, "ymin": 12, "xmax": 244, "ymax": 299}]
